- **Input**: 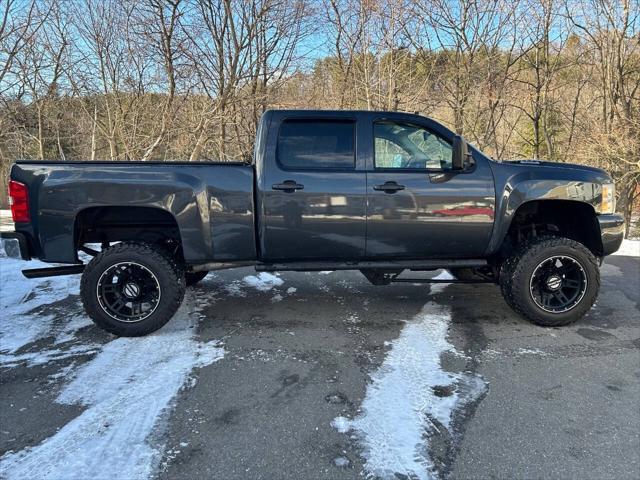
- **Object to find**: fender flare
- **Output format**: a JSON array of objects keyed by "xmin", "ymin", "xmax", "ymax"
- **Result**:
[{"xmin": 485, "ymin": 175, "xmax": 602, "ymax": 255}]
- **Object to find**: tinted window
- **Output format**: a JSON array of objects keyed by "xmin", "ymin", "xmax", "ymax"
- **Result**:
[
  {"xmin": 374, "ymin": 122, "xmax": 452, "ymax": 170},
  {"xmin": 277, "ymin": 120, "xmax": 355, "ymax": 169}
]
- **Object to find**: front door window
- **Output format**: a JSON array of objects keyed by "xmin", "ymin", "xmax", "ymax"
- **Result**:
[{"xmin": 374, "ymin": 122, "xmax": 453, "ymax": 171}]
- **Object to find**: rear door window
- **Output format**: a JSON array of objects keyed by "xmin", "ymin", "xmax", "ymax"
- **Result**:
[{"xmin": 277, "ymin": 119, "xmax": 355, "ymax": 170}]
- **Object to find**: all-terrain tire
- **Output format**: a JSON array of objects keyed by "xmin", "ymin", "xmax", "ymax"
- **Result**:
[
  {"xmin": 499, "ymin": 253, "xmax": 520, "ymax": 309},
  {"xmin": 185, "ymin": 270, "xmax": 208, "ymax": 287},
  {"xmin": 499, "ymin": 236, "xmax": 600, "ymax": 326},
  {"xmin": 80, "ymin": 242, "xmax": 186, "ymax": 336}
]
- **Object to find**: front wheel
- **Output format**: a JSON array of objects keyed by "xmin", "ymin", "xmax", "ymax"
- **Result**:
[
  {"xmin": 500, "ymin": 236, "xmax": 600, "ymax": 326},
  {"xmin": 80, "ymin": 242, "xmax": 186, "ymax": 336}
]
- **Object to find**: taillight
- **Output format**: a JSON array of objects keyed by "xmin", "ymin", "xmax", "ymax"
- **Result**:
[{"xmin": 8, "ymin": 180, "xmax": 30, "ymax": 223}]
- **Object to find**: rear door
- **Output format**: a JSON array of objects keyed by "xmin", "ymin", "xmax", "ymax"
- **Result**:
[
  {"xmin": 365, "ymin": 115, "xmax": 495, "ymax": 258},
  {"xmin": 258, "ymin": 113, "xmax": 367, "ymax": 261}
]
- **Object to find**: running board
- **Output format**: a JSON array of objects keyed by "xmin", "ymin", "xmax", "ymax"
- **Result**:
[
  {"xmin": 391, "ymin": 278, "xmax": 494, "ymax": 284},
  {"xmin": 22, "ymin": 265, "xmax": 85, "ymax": 279},
  {"xmin": 256, "ymin": 259, "xmax": 487, "ymax": 272}
]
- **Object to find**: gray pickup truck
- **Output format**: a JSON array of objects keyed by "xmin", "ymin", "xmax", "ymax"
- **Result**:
[{"xmin": 2, "ymin": 110, "xmax": 624, "ymax": 336}]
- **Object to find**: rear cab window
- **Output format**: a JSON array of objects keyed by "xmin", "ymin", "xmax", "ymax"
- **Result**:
[{"xmin": 277, "ymin": 119, "xmax": 355, "ymax": 170}]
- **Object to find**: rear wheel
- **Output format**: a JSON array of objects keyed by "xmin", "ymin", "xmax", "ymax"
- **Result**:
[
  {"xmin": 80, "ymin": 242, "xmax": 186, "ymax": 336},
  {"xmin": 500, "ymin": 236, "xmax": 599, "ymax": 326}
]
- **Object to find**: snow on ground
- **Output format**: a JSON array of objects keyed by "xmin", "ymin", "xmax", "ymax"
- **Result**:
[
  {"xmin": 0, "ymin": 210, "xmax": 13, "ymax": 233},
  {"xmin": 0, "ymin": 291, "xmax": 224, "ymax": 480},
  {"xmin": 0, "ymin": 254, "xmax": 225, "ymax": 480},
  {"xmin": 0, "ymin": 256, "xmax": 83, "ymax": 353},
  {"xmin": 332, "ymin": 270, "xmax": 485, "ymax": 480},
  {"xmin": 242, "ymin": 272, "xmax": 283, "ymax": 291},
  {"xmin": 0, "ymin": 344, "xmax": 100, "ymax": 369},
  {"xmin": 612, "ymin": 239, "xmax": 640, "ymax": 257}
]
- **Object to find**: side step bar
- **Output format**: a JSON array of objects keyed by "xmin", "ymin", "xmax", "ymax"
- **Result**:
[
  {"xmin": 256, "ymin": 259, "xmax": 487, "ymax": 272},
  {"xmin": 22, "ymin": 265, "xmax": 85, "ymax": 279},
  {"xmin": 392, "ymin": 278, "xmax": 494, "ymax": 284}
]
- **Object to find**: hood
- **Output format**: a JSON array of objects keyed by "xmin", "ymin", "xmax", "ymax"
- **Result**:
[{"xmin": 503, "ymin": 159, "xmax": 608, "ymax": 176}]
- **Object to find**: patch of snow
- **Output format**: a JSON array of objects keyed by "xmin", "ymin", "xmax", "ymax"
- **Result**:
[
  {"xmin": 224, "ymin": 282, "xmax": 246, "ymax": 297},
  {"xmin": 271, "ymin": 294, "xmax": 283, "ymax": 303},
  {"xmin": 318, "ymin": 271, "xmax": 333, "ymax": 275},
  {"xmin": 612, "ymin": 239, "xmax": 639, "ymax": 257},
  {"xmin": 286, "ymin": 287, "xmax": 297, "ymax": 294},
  {"xmin": 53, "ymin": 313, "xmax": 93, "ymax": 345},
  {"xmin": 242, "ymin": 272, "xmax": 283, "ymax": 291},
  {"xmin": 47, "ymin": 363, "xmax": 77, "ymax": 382},
  {"xmin": 483, "ymin": 347, "xmax": 548, "ymax": 359},
  {"xmin": 0, "ymin": 257, "xmax": 80, "ymax": 353},
  {"xmin": 332, "ymin": 270, "xmax": 485, "ymax": 480},
  {"xmin": 437, "ymin": 270, "xmax": 456, "ymax": 281},
  {"xmin": 331, "ymin": 416, "xmax": 351, "ymax": 433},
  {"xmin": 333, "ymin": 456, "xmax": 351, "ymax": 468},
  {"xmin": 0, "ymin": 344, "xmax": 99, "ymax": 368},
  {"xmin": 0, "ymin": 293, "xmax": 224, "ymax": 480},
  {"xmin": 346, "ymin": 314, "xmax": 359, "ymax": 324},
  {"xmin": 428, "ymin": 269, "xmax": 456, "ymax": 295},
  {"xmin": 515, "ymin": 348, "xmax": 547, "ymax": 357}
]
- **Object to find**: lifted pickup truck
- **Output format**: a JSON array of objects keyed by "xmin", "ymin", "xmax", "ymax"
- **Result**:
[{"xmin": 2, "ymin": 110, "xmax": 624, "ymax": 336}]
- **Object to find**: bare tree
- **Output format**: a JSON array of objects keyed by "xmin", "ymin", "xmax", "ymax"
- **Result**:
[
  {"xmin": 411, "ymin": 0, "xmax": 521, "ymax": 136},
  {"xmin": 185, "ymin": 0, "xmax": 310, "ymax": 161},
  {"xmin": 0, "ymin": 0, "xmax": 638, "ymax": 236},
  {"xmin": 8, "ymin": 0, "xmax": 69, "ymax": 160},
  {"xmin": 0, "ymin": 0, "xmax": 48, "ymax": 90},
  {"xmin": 567, "ymin": 0, "xmax": 640, "ymax": 235},
  {"xmin": 136, "ymin": 0, "xmax": 187, "ymax": 161}
]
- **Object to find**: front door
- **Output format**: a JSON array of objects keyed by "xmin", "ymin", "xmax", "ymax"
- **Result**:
[
  {"xmin": 366, "ymin": 119, "xmax": 495, "ymax": 258},
  {"xmin": 260, "ymin": 116, "xmax": 367, "ymax": 261}
]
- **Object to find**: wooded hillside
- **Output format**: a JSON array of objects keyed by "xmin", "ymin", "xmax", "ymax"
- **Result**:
[{"xmin": 1, "ymin": 0, "xmax": 638, "ymax": 233}]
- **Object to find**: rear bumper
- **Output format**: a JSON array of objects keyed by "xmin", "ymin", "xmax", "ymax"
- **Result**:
[
  {"xmin": 598, "ymin": 214, "xmax": 624, "ymax": 256},
  {"xmin": 0, "ymin": 232, "xmax": 31, "ymax": 260}
]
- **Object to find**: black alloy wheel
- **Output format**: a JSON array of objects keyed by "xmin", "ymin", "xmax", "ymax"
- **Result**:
[
  {"xmin": 529, "ymin": 255, "xmax": 587, "ymax": 313},
  {"xmin": 500, "ymin": 236, "xmax": 600, "ymax": 327},
  {"xmin": 97, "ymin": 262, "xmax": 162, "ymax": 322},
  {"xmin": 81, "ymin": 242, "xmax": 186, "ymax": 336}
]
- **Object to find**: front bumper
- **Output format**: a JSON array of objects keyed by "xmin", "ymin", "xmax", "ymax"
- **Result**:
[
  {"xmin": 1, "ymin": 232, "xmax": 31, "ymax": 260},
  {"xmin": 598, "ymin": 214, "xmax": 625, "ymax": 256}
]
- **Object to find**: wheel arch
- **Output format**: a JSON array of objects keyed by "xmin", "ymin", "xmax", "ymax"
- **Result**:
[
  {"xmin": 495, "ymin": 199, "xmax": 603, "ymax": 257},
  {"xmin": 74, "ymin": 206, "xmax": 184, "ymax": 260}
]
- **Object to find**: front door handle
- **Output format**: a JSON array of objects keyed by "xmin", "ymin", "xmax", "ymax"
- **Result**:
[
  {"xmin": 373, "ymin": 181, "xmax": 405, "ymax": 193},
  {"xmin": 272, "ymin": 180, "xmax": 304, "ymax": 192}
]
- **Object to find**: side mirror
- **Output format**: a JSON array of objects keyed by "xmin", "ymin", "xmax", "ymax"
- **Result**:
[{"xmin": 452, "ymin": 135, "xmax": 472, "ymax": 170}]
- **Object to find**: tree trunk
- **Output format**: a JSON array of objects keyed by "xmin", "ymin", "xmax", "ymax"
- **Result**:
[
  {"xmin": 36, "ymin": 102, "xmax": 45, "ymax": 160},
  {"xmin": 91, "ymin": 105, "xmax": 98, "ymax": 161}
]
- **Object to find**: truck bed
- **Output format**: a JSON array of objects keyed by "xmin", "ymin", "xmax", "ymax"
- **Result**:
[{"xmin": 11, "ymin": 160, "xmax": 257, "ymax": 264}]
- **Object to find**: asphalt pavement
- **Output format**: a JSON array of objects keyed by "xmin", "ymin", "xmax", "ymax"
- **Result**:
[{"xmin": 0, "ymin": 251, "xmax": 638, "ymax": 479}]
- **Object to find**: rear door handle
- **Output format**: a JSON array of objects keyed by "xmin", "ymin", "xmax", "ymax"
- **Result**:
[
  {"xmin": 373, "ymin": 181, "xmax": 405, "ymax": 193},
  {"xmin": 272, "ymin": 180, "xmax": 304, "ymax": 192}
]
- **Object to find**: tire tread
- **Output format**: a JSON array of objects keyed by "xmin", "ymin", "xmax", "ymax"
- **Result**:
[
  {"xmin": 499, "ymin": 236, "xmax": 600, "ymax": 326},
  {"xmin": 80, "ymin": 242, "xmax": 185, "ymax": 336}
]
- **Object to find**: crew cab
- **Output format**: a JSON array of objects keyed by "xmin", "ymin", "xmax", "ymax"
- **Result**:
[{"xmin": 1, "ymin": 110, "xmax": 625, "ymax": 336}]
